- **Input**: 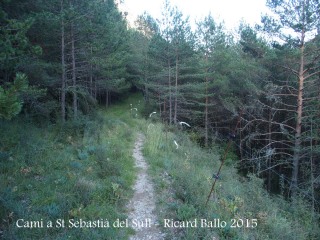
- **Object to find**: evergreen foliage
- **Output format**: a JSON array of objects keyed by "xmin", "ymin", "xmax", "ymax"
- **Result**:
[
  {"xmin": 0, "ymin": 73, "xmax": 28, "ymax": 119},
  {"xmin": 1, "ymin": 0, "xmax": 320, "ymax": 239}
]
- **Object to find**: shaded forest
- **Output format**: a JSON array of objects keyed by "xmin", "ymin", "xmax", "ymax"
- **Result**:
[{"xmin": 1, "ymin": 0, "xmax": 320, "ymax": 228}]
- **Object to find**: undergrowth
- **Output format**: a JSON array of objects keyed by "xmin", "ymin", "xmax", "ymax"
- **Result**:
[
  {"xmin": 1, "ymin": 93, "xmax": 319, "ymax": 239},
  {"xmin": 142, "ymin": 121, "xmax": 320, "ymax": 240},
  {"xmin": 0, "ymin": 94, "xmax": 143, "ymax": 239}
]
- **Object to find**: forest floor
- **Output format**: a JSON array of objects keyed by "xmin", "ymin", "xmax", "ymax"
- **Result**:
[{"xmin": 127, "ymin": 133, "xmax": 165, "ymax": 240}]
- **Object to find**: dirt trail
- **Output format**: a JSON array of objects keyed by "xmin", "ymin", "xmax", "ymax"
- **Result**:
[{"xmin": 127, "ymin": 133, "xmax": 165, "ymax": 240}]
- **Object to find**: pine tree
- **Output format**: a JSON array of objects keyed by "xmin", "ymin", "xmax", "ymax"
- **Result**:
[
  {"xmin": 0, "ymin": 73, "xmax": 28, "ymax": 120},
  {"xmin": 263, "ymin": 0, "xmax": 320, "ymax": 197},
  {"xmin": 196, "ymin": 14, "xmax": 225, "ymax": 146}
]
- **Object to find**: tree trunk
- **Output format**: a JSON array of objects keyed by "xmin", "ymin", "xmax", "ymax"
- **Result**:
[
  {"xmin": 144, "ymin": 53, "xmax": 149, "ymax": 103},
  {"xmin": 267, "ymin": 107, "xmax": 272, "ymax": 192},
  {"xmin": 310, "ymin": 118, "xmax": 315, "ymax": 217},
  {"xmin": 204, "ymin": 54, "xmax": 209, "ymax": 147},
  {"xmin": 163, "ymin": 99, "xmax": 166, "ymax": 120},
  {"xmin": 71, "ymin": 20, "xmax": 77, "ymax": 119},
  {"xmin": 94, "ymin": 79, "xmax": 97, "ymax": 100},
  {"xmin": 168, "ymin": 59, "xmax": 172, "ymax": 125},
  {"xmin": 239, "ymin": 117, "xmax": 243, "ymax": 161},
  {"xmin": 159, "ymin": 93, "xmax": 161, "ymax": 117},
  {"xmin": 90, "ymin": 47, "xmax": 93, "ymax": 97},
  {"xmin": 291, "ymin": 29, "xmax": 305, "ymax": 197},
  {"xmin": 205, "ymin": 85, "xmax": 208, "ymax": 147},
  {"xmin": 106, "ymin": 90, "xmax": 109, "ymax": 108},
  {"xmin": 60, "ymin": 0, "xmax": 66, "ymax": 123},
  {"xmin": 174, "ymin": 57, "xmax": 178, "ymax": 125}
]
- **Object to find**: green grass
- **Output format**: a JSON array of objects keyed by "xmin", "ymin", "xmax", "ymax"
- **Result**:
[
  {"xmin": 0, "ymin": 93, "xmax": 143, "ymax": 239},
  {"xmin": 142, "ymin": 121, "xmax": 320, "ymax": 240},
  {"xmin": 1, "ymin": 92, "xmax": 319, "ymax": 239}
]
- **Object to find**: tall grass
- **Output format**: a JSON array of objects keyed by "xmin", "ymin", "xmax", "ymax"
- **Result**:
[
  {"xmin": 0, "ymin": 94, "xmax": 143, "ymax": 239},
  {"xmin": 2, "ymin": 92, "xmax": 318, "ymax": 239},
  {"xmin": 142, "ymin": 120, "xmax": 320, "ymax": 240}
]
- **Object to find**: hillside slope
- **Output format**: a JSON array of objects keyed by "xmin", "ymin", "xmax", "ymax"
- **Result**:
[
  {"xmin": 0, "ymin": 95, "xmax": 143, "ymax": 239},
  {"xmin": 0, "ymin": 93, "xmax": 319, "ymax": 239},
  {"xmin": 143, "ymin": 121, "xmax": 319, "ymax": 239}
]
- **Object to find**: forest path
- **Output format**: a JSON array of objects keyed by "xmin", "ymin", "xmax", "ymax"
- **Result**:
[{"xmin": 127, "ymin": 133, "xmax": 165, "ymax": 240}]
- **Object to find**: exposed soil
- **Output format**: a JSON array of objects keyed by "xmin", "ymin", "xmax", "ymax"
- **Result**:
[{"xmin": 127, "ymin": 133, "xmax": 165, "ymax": 240}]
